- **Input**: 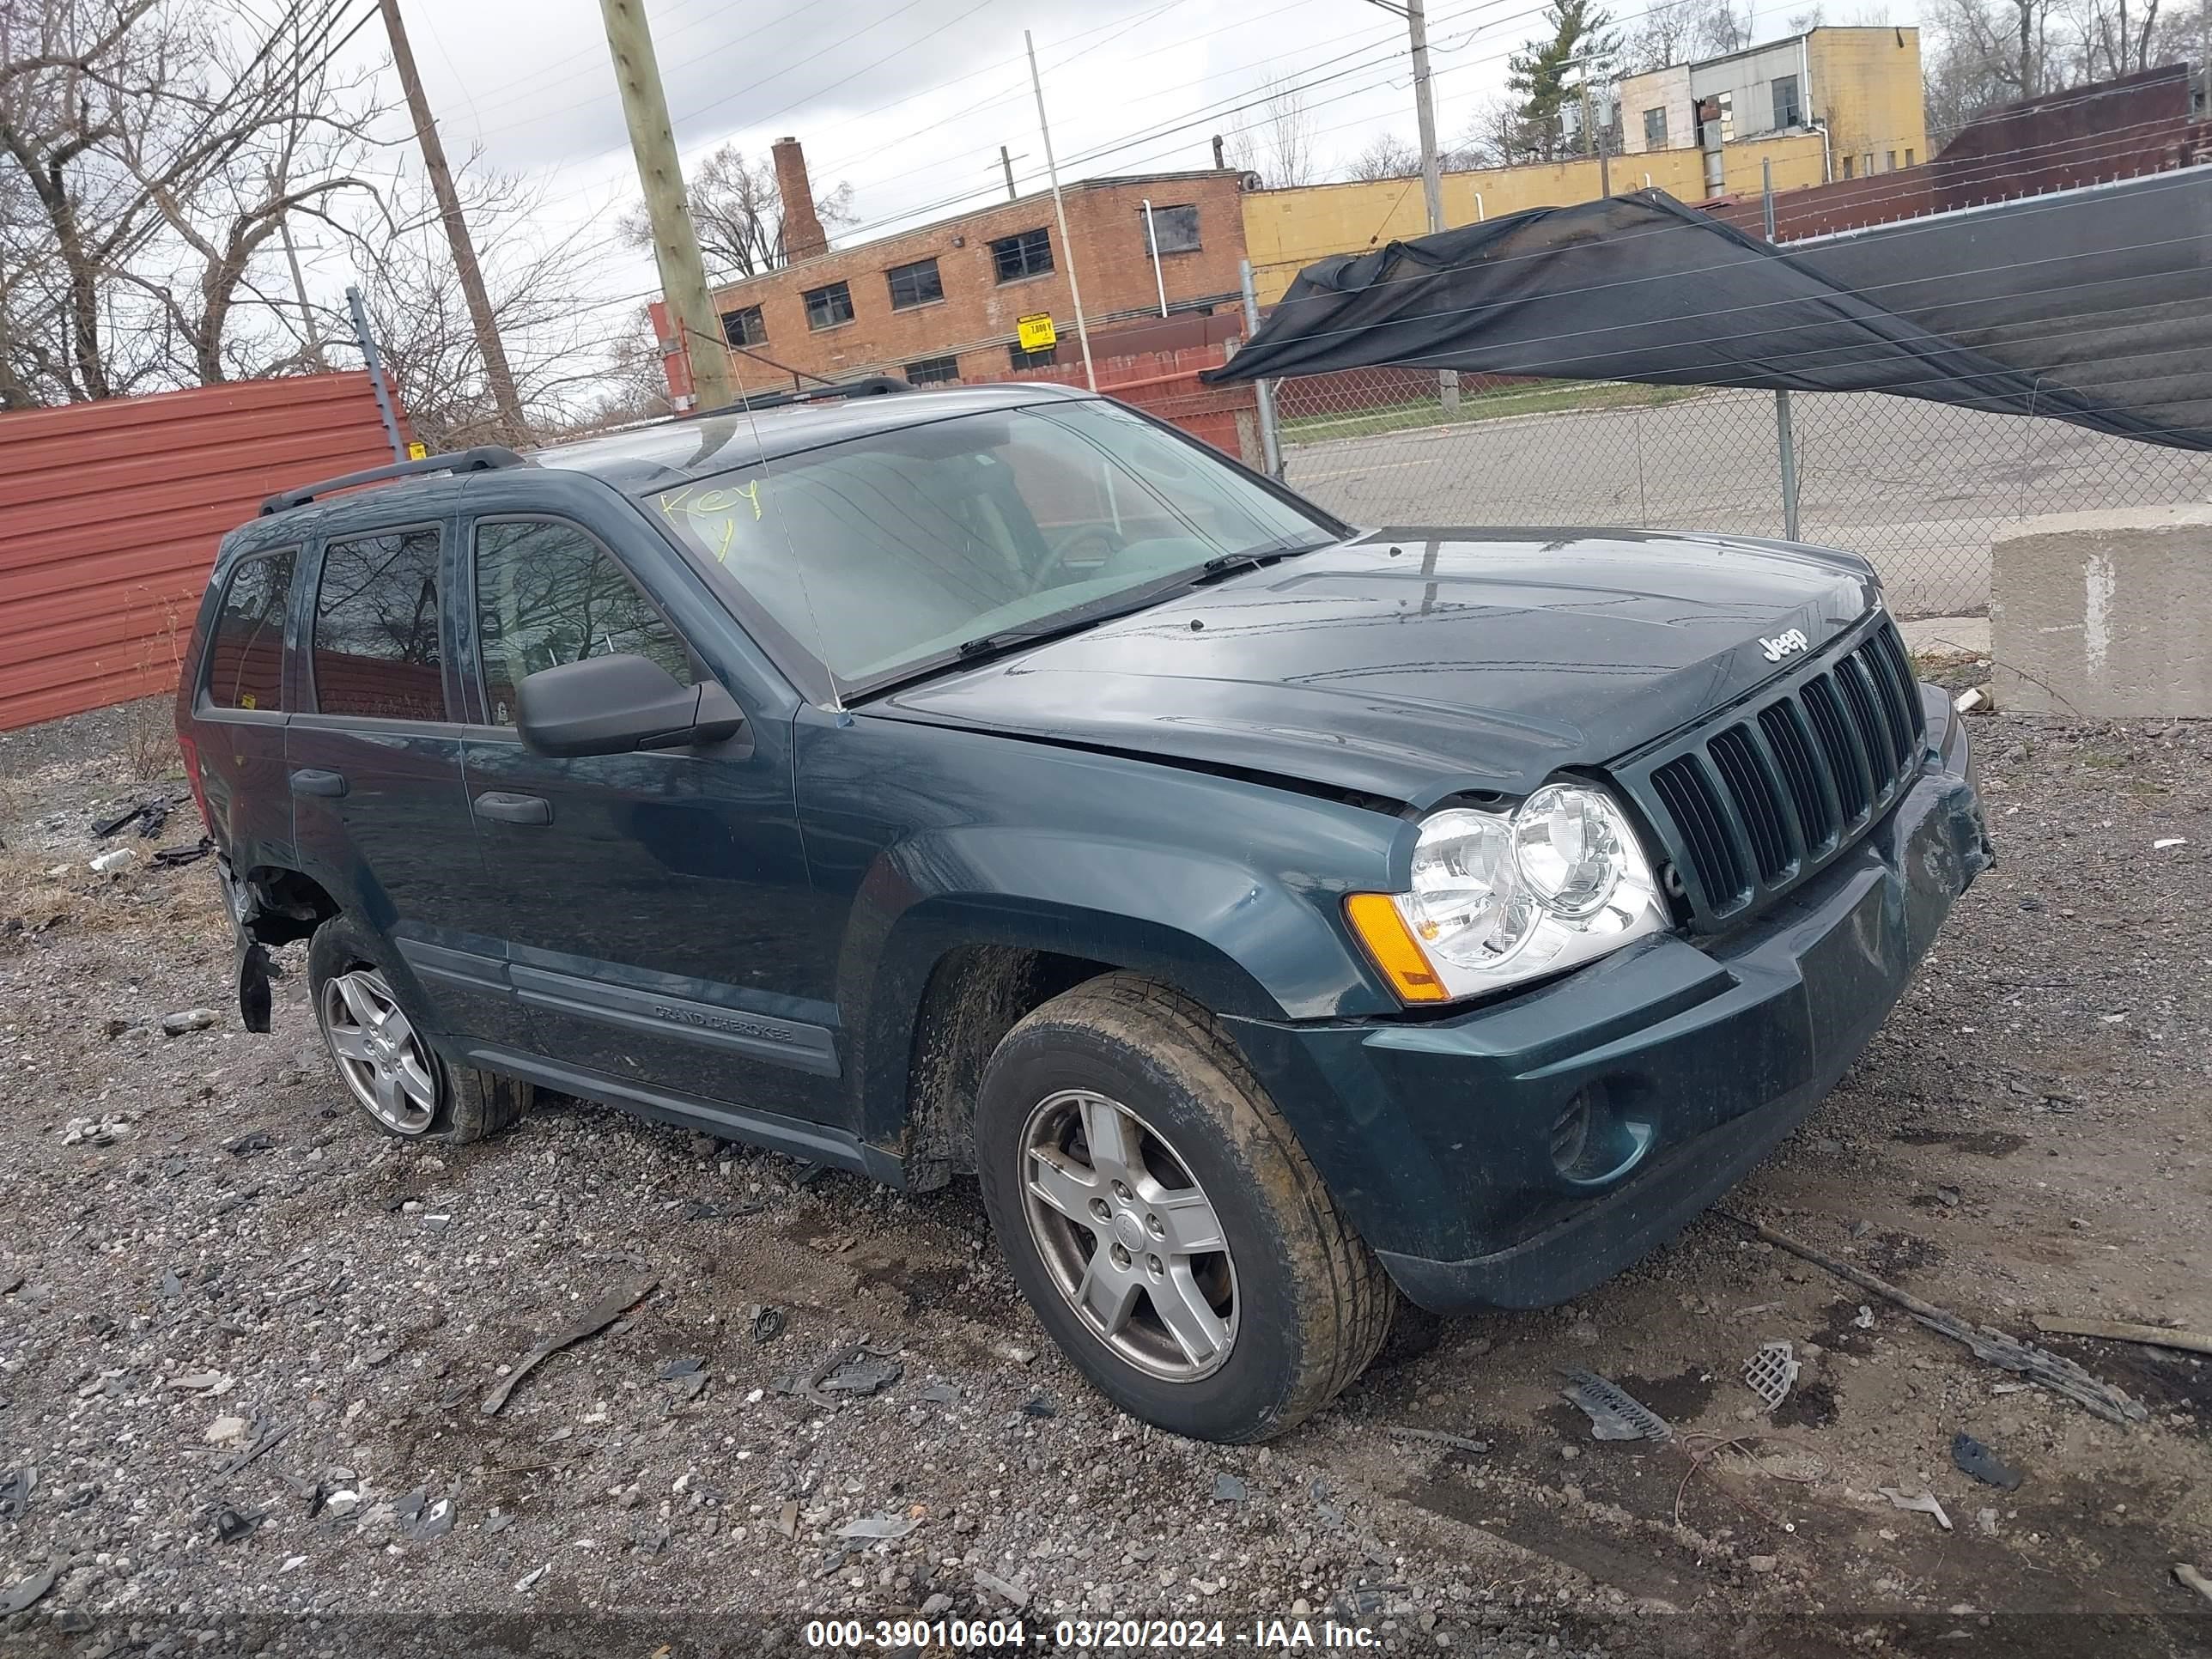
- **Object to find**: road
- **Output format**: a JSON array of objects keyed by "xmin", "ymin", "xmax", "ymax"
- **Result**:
[{"xmin": 1285, "ymin": 386, "xmax": 2212, "ymax": 618}]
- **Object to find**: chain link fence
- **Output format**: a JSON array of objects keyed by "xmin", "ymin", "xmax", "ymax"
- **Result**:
[{"xmin": 1267, "ymin": 368, "xmax": 2212, "ymax": 619}]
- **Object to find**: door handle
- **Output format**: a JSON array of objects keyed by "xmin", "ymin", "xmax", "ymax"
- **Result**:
[
  {"xmin": 473, "ymin": 790, "xmax": 552, "ymax": 826},
  {"xmin": 289, "ymin": 769, "xmax": 348, "ymax": 798}
]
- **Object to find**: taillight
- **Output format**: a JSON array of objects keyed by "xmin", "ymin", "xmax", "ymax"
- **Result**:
[{"xmin": 177, "ymin": 731, "xmax": 213, "ymax": 834}]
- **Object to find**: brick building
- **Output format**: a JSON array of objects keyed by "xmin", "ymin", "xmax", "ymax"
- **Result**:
[{"xmin": 694, "ymin": 138, "xmax": 1255, "ymax": 394}]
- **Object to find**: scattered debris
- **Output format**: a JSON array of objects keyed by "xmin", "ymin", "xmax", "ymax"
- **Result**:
[
  {"xmin": 1951, "ymin": 1432, "xmax": 2023, "ymax": 1491},
  {"xmin": 777, "ymin": 1501, "xmax": 799, "ymax": 1539},
  {"xmin": 1718, "ymin": 1213, "xmax": 2148, "ymax": 1425},
  {"xmin": 216, "ymin": 1419, "xmax": 294, "ymax": 1476},
  {"xmin": 2031, "ymin": 1316, "xmax": 2212, "ymax": 1357},
  {"xmin": 1021, "ymin": 1395, "xmax": 1056, "ymax": 1419},
  {"xmin": 0, "ymin": 1467, "xmax": 33, "ymax": 1520},
  {"xmin": 161, "ymin": 1007, "xmax": 216, "ymax": 1036},
  {"xmin": 1213, "ymin": 1474, "xmax": 1247, "ymax": 1502},
  {"xmin": 790, "ymin": 1335, "xmax": 903, "ymax": 1407},
  {"xmin": 656, "ymin": 1356, "xmax": 704, "ymax": 1380},
  {"xmin": 1954, "ymin": 687, "xmax": 1986, "ymax": 714},
  {"xmin": 991, "ymin": 1340, "xmax": 1037, "ymax": 1365},
  {"xmin": 2174, "ymin": 1563, "xmax": 2212, "ymax": 1605},
  {"xmin": 394, "ymin": 1486, "xmax": 457, "ymax": 1542},
  {"xmin": 480, "ymin": 1273, "xmax": 659, "ymax": 1417},
  {"xmin": 749, "ymin": 1304, "xmax": 787, "ymax": 1344},
  {"xmin": 92, "ymin": 799, "xmax": 170, "ymax": 839},
  {"xmin": 915, "ymin": 1382, "xmax": 958, "ymax": 1406},
  {"xmin": 152, "ymin": 837, "xmax": 214, "ymax": 867},
  {"xmin": 483, "ymin": 1511, "xmax": 515, "ymax": 1534},
  {"xmin": 975, "ymin": 1569, "xmax": 1030, "ymax": 1611},
  {"xmin": 1853, "ymin": 1305, "xmax": 1875, "ymax": 1330},
  {"xmin": 1386, "ymin": 1427, "xmax": 1492, "ymax": 1455},
  {"xmin": 2152, "ymin": 837, "xmax": 2189, "ymax": 851},
  {"xmin": 226, "ymin": 1130, "xmax": 274, "ymax": 1157},
  {"xmin": 166, "ymin": 1370, "xmax": 230, "ymax": 1393},
  {"xmin": 1559, "ymin": 1369, "xmax": 1672, "ymax": 1442},
  {"xmin": 88, "ymin": 848, "xmax": 136, "ymax": 874},
  {"xmin": 0, "ymin": 1563, "xmax": 58, "ymax": 1615},
  {"xmin": 214, "ymin": 1506, "xmax": 262, "ymax": 1544},
  {"xmin": 514, "ymin": 1564, "xmax": 550, "ymax": 1593},
  {"xmin": 1745, "ymin": 1340, "xmax": 1802, "ymax": 1412},
  {"xmin": 1879, "ymin": 1487, "xmax": 1953, "ymax": 1530},
  {"xmin": 204, "ymin": 1415, "xmax": 249, "ymax": 1445},
  {"xmin": 836, "ymin": 1513, "xmax": 921, "ymax": 1541},
  {"xmin": 1978, "ymin": 1508, "xmax": 2000, "ymax": 1536},
  {"xmin": 281, "ymin": 1555, "xmax": 307, "ymax": 1573}
]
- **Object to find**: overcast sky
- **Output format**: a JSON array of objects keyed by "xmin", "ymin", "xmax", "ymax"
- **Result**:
[{"xmin": 309, "ymin": 0, "xmax": 1911, "ymax": 341}]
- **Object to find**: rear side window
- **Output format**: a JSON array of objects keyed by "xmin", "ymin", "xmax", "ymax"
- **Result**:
[
  {"xmin": 204, "ymin": 550, "xmax": 295, "ymax": 712},
  {"xmin": 472, "ymin": 520, "xmax": 695, "ymax": 727},
  {"xmin": 310, "ymin": 528, "xmax": 448, "ymax": 721}
]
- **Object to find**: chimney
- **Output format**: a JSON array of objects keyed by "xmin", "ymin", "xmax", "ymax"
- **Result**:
[{"xmin": 772, "ymin": 136, "xmax": 828, "ymax": 264}]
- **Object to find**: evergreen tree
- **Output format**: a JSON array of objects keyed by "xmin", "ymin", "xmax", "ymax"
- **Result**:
[{"xmin": 1506, "ymin": 0, "xmax": 1622, "ymax": 161}]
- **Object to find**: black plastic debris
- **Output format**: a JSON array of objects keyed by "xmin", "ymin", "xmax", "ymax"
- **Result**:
[
  {"xmin": 657, "ymin": 1357, "xmax": 704, "ymax": 1381},
  {"xmin": 750, "ymin": 1304, "xmax": 787, "ymax": 1345},
  {"xmin": 152, "ymin": 837, "xmax": 213, "ymax": 867},
  {"xmin": 215, "ymin": 1507, "xmax": 262, "ymax": 1544},
  {"xmin": 228, "ymin": 1131, "xmax": 276, "ymax": 1158},
  {"xmin": 483, "ymin": 1510, "xmax": 515, "ymax": 1534},
  {"xmin": 92, "ymin": 800, "xmax": 163, "ymax": 839},
  {"xmin": 393, "ymin": 1486, "xmax": 457, "ymax": 1542},
  {"xmin": 1559, "ymin": 1369, "xmax": 1673, "ymax": 1443},
  {"xmin": 915, "ymin": 1382, "xmax": 958, "ymax": 1406},
  {"xmin": 0, "ymin": 1563, "xmax": 57, "ymax": 1614},
  {"xmin": 1021, "ymin": 1396, "xmax": 1057, "ymax": 1419},
  {"xmin": 825, "ymin": 1352, "xmax": 903, "ymax": 1396},
  {"xmin": 1952, "ymin": 1432, "xmax": 2025, "ymax": 1490},
  {"xmin": 0, "ymin": 1466, "xmax": 34, "ymax": 1520},
  {"xmin": 1213, "ymin": 1474, "xmax": 1247, "ymax": 1503},
  {"xmin": 793, "ymin": 1161, "xmax": 830, "ymax": 1188}
]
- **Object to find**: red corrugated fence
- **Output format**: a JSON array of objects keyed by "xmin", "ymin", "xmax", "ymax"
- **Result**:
[{"xmin": 0, "ymin": 374, "xmax": 408, "ymax": 732}]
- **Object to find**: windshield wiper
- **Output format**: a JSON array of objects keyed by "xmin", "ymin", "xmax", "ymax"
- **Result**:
[{"xmin": 1191, "ymin": 538, "xmax": 1337, "ymax": 584}]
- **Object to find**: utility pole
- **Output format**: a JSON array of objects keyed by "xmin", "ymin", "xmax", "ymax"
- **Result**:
[
  {"xmin": 1000, "ymin": 144, "xmax": 1018, "ymax": 200},
  {"xmin": 1365, "ymin": 0, "xmax": 1455, "ymax": 410},
  {"xmin": 378, "ymin": 0, "xmax": 526, "ymax": 434},
  {"xmin": 599, "ymin": 0, "xmax": 737, "ymax": 410},
  {"xmin": 1025, "ymin": 28, "xmax": 1096, "ymax": 392},
  {"xmin": 1577, "ymin": 64, "xmax": 1613, "ymax": 196}
]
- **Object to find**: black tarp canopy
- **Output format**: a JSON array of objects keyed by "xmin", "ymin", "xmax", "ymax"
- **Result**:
[{"xmin": 1206, "ymin": 173, "xmax": 2212, "ymax": 450}]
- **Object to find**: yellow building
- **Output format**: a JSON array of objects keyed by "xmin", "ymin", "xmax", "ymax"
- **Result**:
[{"xmin": 1240, "ymin": 132, "xmax": 1827, "ymax": 304}]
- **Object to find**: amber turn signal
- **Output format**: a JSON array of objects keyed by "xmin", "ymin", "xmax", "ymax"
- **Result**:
[{"xmin": 1343, "ymin": 892, "xmax": 1449, "ymax": 1004}]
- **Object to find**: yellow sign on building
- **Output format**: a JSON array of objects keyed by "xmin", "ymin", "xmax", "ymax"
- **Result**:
[{"xmin": 1016, "ymin": 313, "xmax": 1056, "ymax": 351}]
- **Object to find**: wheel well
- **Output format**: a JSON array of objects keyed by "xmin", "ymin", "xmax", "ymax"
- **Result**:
[
  {"xmin": 903, "ymin": 945, "xmax": 1116, "ymax": 1190},
  {"xmin": 239, "ymin": 865, "xmax": 340, "ymax": 947}
]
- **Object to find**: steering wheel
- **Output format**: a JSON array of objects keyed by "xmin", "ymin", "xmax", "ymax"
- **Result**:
[{"xmin": 1029, "ymin": 526, "xmax": 1121, "ymax": 594}]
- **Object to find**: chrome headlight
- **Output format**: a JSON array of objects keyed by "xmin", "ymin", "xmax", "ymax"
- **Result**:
[{"xmin": 1349, "ymin": 783, "xmax": 1669, "ymax": 1002}]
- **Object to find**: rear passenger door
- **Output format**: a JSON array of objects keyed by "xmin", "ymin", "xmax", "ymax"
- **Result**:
[{"xmin": 287, "ymin": 508, "xmax": 513, "ymax": 1047}]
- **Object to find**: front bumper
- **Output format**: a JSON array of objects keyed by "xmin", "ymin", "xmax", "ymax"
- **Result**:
[{"xmin": 1225, "ymin": 721, "xmax": 1990, "ymax": 1313}]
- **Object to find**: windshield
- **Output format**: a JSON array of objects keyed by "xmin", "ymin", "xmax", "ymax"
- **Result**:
[{"xmin": 649, "ymin": 398, "xmax": 1337, "ymax": 691}]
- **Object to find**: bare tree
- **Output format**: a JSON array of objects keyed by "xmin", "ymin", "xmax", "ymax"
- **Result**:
[
  {"xmin": 1231, "ymin": 77, "xmax": 1318, "ymax": 188},
  {"xmin": 616, "ymin": 142, "xmax": 853, "ymax": 284},
  {"xmin": 1691, "ymin": 0, "xmax": 1756, "ymax": 52},
  {"xmin": 1455, "ymin": 92, "xmax": 1541, "ymax": 167},
  {"xmin": 0, "ymin": 0, "xmax": 387, "ymax": 404},
  {"xmin": 1344, "ymin": 131, "xmax": 1420, "ymax": 180},
  {"xmin": 1621, "ymin": 0, "xmax": 1701, "ymax": 70}
]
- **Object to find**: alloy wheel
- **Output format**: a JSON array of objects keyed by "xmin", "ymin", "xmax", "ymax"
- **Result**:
[
  {"xmin": 1018, "ymin": 1089, "xmax": 1238, "ymax": 1381},
  {"xmin": 320, "ymin": 968, "xmax": 438, "ymax": 1136}
]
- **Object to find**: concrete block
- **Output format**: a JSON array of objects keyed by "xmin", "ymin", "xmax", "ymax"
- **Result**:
[{"xmin": 1990, "ymin": 506, "xmax": 2212, "ymax": 717}]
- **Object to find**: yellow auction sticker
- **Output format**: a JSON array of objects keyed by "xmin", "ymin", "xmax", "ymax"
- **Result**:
[{"xmin": 1016, "ymin": 313, "xmax": 1056, "ymax": 351}]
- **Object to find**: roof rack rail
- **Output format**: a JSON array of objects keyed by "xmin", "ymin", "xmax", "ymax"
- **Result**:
[
  {"xmin": 689, "ymin": 374, "xmax": 914, "ymax": 420},
  {"xmin": 259, "ymin": 445, "xmax": 531, "ymax": 516}
]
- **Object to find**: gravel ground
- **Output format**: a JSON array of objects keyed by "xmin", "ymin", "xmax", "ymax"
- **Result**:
[{"xmin": 0, "ymin": 695, "xmax": 2208, "ymax": 1659}]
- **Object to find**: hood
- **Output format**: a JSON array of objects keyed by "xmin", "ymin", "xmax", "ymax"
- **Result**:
[{"xmin": 867, "ymin": 530, "xmax": 1881, "ymax": 803}]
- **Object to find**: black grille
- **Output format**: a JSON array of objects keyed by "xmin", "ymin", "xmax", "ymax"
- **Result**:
[{"xmin": 1625, "ymin": 619, "xmax": 1928, "ymax": 922}]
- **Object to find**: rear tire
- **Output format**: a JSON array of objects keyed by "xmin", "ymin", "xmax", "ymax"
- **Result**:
[
  {"xmin": 975, "ymin": 973, "xmax": 1392, "ymax": 1443},
  {"xmin": 307, "ymin": 915, "xmax": 532, "ymax": 1145}
]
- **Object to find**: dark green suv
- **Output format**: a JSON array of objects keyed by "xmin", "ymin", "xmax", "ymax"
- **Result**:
[{"xmin": 176, "ymin": 382, "xmax": 1990, "ymax": 1443}]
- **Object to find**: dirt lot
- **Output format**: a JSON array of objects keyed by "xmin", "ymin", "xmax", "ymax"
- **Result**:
[{"xmin": 1, "ymin": 694, "xmax": 2208, "ymax": 1658}]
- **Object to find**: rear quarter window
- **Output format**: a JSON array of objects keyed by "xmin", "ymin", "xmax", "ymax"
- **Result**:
[{"xmin": 204, "ymin": 550, "xmax": 295, "ymax": 713}]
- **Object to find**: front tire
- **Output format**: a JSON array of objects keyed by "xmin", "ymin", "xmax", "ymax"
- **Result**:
[
  {"xmin": 975, "ymin": 974, "xmax": 1392, "ymax": 1443},
  {"xmin": 307, "ymin": 915, "xmax": 532, "ymax": 1145}
]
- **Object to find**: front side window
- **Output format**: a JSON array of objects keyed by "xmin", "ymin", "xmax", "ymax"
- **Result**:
[
  {"xmin": 803, "ymin": 282, "xmax": 854, "ymax": 331},
  {"xmin": 310, "ymin": 528, "xmax": 447, "ymax": 721},
  {"xmin": 651, "ymin": 399, "xmax": 1335, "ymax": 690},
  {"xmin": 205, "ymin": 550, "xmax": 295, "ymax": 712},
  {"xmin": 885, "ymin": 258, "xmax": 944, "ymax": 310},
  {"xmin": 991, "ymin": 228, "xmax": 1053, "ymax": 282},
  {"xmin": 1145, "ymin": 204, "xmax": 1200, "ymax": 254},
  {"xmin": 722, "ymin": 306, "xmax": 766, "ymax": 347},
  {"xmin": 1643, "ymin": 106, "xmax": 1668, "ymax": 149},
  {"xmin": 472, "ymin": 520, "xmax": 693, "ymax": 727}
]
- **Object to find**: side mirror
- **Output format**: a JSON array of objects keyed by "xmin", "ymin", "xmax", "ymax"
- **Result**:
[{"xmin": 515, "ymin": 654, "xmax": 746, "ymax": 758}]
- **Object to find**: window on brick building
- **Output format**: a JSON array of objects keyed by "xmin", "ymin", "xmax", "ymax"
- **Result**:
[
  {"xmin": 991, "ymin": 228, "xmax": 1053, "ymax": 283},
  {"xmin": 1643, "ymin": 106, "xmax": 1668, "ymax": 149},
  {"xmin": 1904, "ymin": 147, "xmax": 1915, "ymax": 167},
  {"xmin": 1841, "ymin": 154, "xmax": 1854, "ymax": 179},
  {"xmin": 904, "ymin": 355, "xmax": 960, "ymax": 385},
  {"xmin": 885, "ymin": 258, "xmax": 944, "ymax": 310},
  {"xmin": 803, "ymin": 282, "xmax": 854, "ymax": 331},
  {"xmin": 720, "ymin": 306, "xmax": 765, "ymax": 347},
  {"xmin": 1886, "ymin": 149, "xmax": 1897, "ymax": 171},
  {"xmin": 1008, "ymin": 343, "xmax": 1057, "ymax": 370},
  {"xmin": 1144, "ymin": 204, "xmax": 1200, "ymax": 254},
  {"xmin": 1771, "ymin": 75, "xmax": 1802, "ymax": 129}
]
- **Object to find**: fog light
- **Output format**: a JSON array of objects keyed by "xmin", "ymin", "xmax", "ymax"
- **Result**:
[{"xmin": 1546, "ymin": 1084, "xmax": 1655, "ymax": 1188}]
